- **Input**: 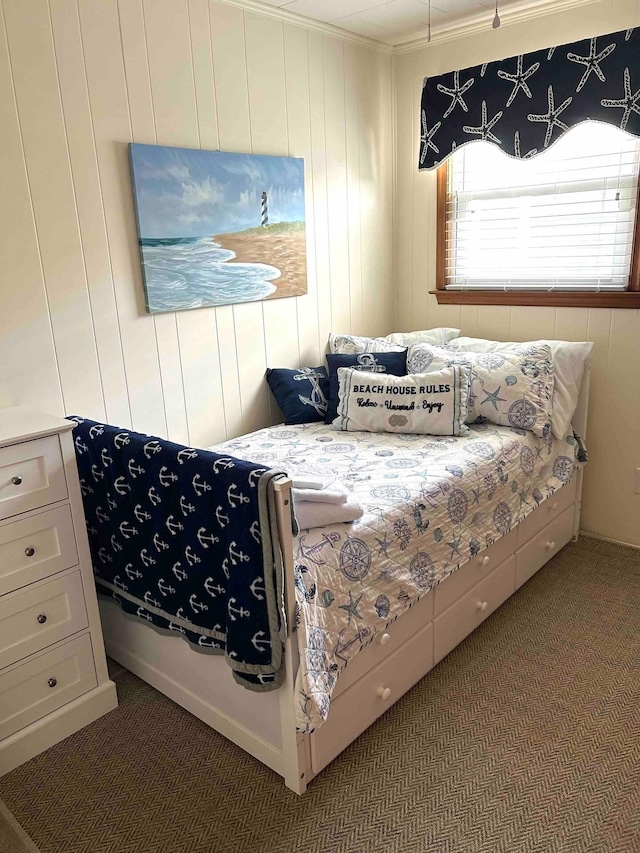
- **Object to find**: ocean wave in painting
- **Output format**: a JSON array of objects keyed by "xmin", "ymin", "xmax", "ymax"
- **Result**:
[{"xmin": 139, "ymin": 237, "xmax": 280, "ymax": 312}]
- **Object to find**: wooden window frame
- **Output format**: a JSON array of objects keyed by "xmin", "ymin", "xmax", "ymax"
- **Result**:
[{"xmin": 433, "ymin": 160, "xmax": 640, "ymax": 308}]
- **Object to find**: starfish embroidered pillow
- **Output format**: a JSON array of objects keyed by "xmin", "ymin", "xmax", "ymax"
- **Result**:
[
  {"xmin": 406, "ymin": 343, "xmax": 554, "ymax": 437},
  {"xmin": 266, "ymin": 366, "xmax": 329, "ymax": 424}
]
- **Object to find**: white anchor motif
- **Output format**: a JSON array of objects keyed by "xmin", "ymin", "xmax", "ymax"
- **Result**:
[
  {"xmin": 227, "ymin": 598, "xmax": 250, "ymax": 621},
  {"xmin": 212, "ymin": 457, "xmax": 235, "ymax": 474},
  {"xmin": 119, "ymin": 520, "xmax": 138, "ymax": 539},
  {"xmin": 176, "ymin": 607, "xmax": 186, "ymax": 620},
  {"xmin": 113, "ymin": 574, "xmax": 127, "ymax": 590},
  {"xmin": 204, "ymin": 577, "xmax": 225, "ymax": 597},
  {"xmin": 180, "ymin": 495, "xmax": 195, "ymax": 516},
  {"xmin": 229, "ymin": 541, "xmax": 250, "ymax": 564},
  {"xmin": 125, "ymin": 564, "xmax": 143, "ymax": 580},
  {"xmin": 248, "ymin": 469, "xmax": 266, "ymax": 488},
  {"xmin": 294, "ymin": 368, "xmax": 329, "ymax": 416},
  {"xmin": 134, "ymin": 504, "xmax": 152, "ymax": 523},
  {"xmin": 157, "ymin": 578, "xmax": 175, "ymax": 597},
  {"xmin": 153, "ymin": 533, "xmax": 170, "ymax": 552},
  {"xmin": 143, "ymin": 440, "xmax": 162, "ymax": 459},
  {"xmin": 172, "ymin": 562, "xmax": 188, "ymax": 581},
  {"xmin": 177, "ymin": 448, "xmax": 198, "ymax": 465},
  {"xmin": 140, "ymin": 549, "xmax": 156, "ymax": 567},
  {"xmin": 91, "ymin": 464, "xmax": 105, "ymax": 482},
  {"xmin": 87, "ymin": 525, "xmax": 98, "ymax": 536},
  {"xmin": 197, "ymin": 527, "xmax": 219, "ymax": 549},
  {"xmin": 98, "ymin": 547, "xmax": 112, "ymax": 564},
  {"xmin": 189, "ymin": 593, "xmax": 208, "ymax": 613},
  {"xmin": 215, "ymin": 506, "xmax": 230, "ymax": 528},
  {"xmin": 198, "ymin": 636, "xmax": 218, "ymax": 648},
  {"xmin": 169, "ymin": 622, "xmax": 186, "ymax": 634},
  {"xmin": 106, "ymin": 493, "xmax": 117, "ymax": 510},
  {"xmin": 101, "ymin": 447, "xmax": 113, "ymax": 467},
  {"xmin": 136, "ymin": 607, "xmax": 152, "ymax": 622},
  {"xmin": 113, "ymin": 432, "xmax": 130, "ymax": 449},
  {"xmin": 221, "ymin": 558, "xmax": 230, "ymax": 579},
  {"xmin": 227, "ymin": 484, "xmax": 249, "ymax": 508},
  {"xmin": 95, "ymin": 506, "xmax": 110, "ymax": 523},
  {"xmin": 128, "ymin": 459, "xmax": 145, "ymax": 479},
  {"xmin": 159, "ymin": 466, "xmax": 178, "ymax": 487},
  {"xmin": 165, "ymin": 515, "xmax": 184, "ymax": 535},
  {"xmin": 114, "ymin": 476, "xmax": 131, "ymax": 495},
  {"xmin": 143, "ymin": 590, "xmax": 162, "ymax": 608},
  {"xmin": 75, "ymin": 437, "xmax": 88, "ymax": 454},
  {"xmin": 256, "ymin": 674, "xmax": 272, "ymax": 685},
  {"xmin": 148, "ymin": 486, "xmax": 161, "ymax": 506},
  {"xmin": 80, "ymin": 479, "xmax": 93, "ymax": 496},
  {"xmin": 249, "ymin": 521, "xmax": 261, "ymax": 543},
  {"xmin": 251, "ymin": 631, "xmax": 272, "ymax": 652},
  {"xmin": 110, "ymin": 534, "xmax": 123, "ymax": 553},
  {"xmin": 192, "ymin": 474, "xmax": 212, "ymax": 496},
  {"xmin": 89, "ymin": 424, "xmax": 105, "ymax": 439},
  {"xmin": 249, "ymin": 577, "xmax": 265, "ymax": 600},
  {"xmin": 185, "ymin": 545, "xmax": 201, "ymax": 566}
]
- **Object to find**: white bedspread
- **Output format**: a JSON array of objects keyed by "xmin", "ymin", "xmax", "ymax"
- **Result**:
[{"xmin": 216, "ymin": 422, "xmax": 581, "ymax": 731}]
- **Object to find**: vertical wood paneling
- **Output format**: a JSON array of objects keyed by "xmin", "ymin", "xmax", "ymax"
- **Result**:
[{"xmin": 343, "ymin": 43, "xmax": 364, "ymax": 337}]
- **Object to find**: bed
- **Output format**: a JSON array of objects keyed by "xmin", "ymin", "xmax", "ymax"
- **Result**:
[{"xmin": 93, "ymin": 359, "xmax": 590, "ymax": 794}]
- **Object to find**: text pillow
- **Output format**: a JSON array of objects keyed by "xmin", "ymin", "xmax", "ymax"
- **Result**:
[
  {"xmin": 448, "ymin": 336, "xmax": 592, "ymax": 438},
  {"xmin": 325, "ymin": 350, "xmax": 407, "ymax": 423},
  {"xmin": 266, "ymin": 366, "xmax": 329, "ymax": 424},
  {"xmin": 333, "ymin": 366, "xmax": 470, "ymax": 436},
  {"xmin": 406, "ymin": 343, "xmax": 554, "ymax": 437}
]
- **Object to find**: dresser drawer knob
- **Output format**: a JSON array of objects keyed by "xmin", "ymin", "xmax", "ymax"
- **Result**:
[
  {"xmin": 377, "ymin": 686, "xmax": 391, "ymax": 701},
  {"xmin": 11, "ymin": 475, "xmax": 23, "ymax": 486},
  {"xmin": 37, "ymin": 614, "xmax": 47, "ymax": 624},
  {"xmin": 379, "ymin": 633, "xmax": 391, "ymax": 647},
  {"xmin": 476, "ymin": 600, "xmax": 488, "ymax": 612},
  {"xmin": 549, "ymin": 502, "xmax": 558, "ymax": 511},
  {"xmin": 47, "ymin": 677, "xmax": 57, "ymax": 688},
  {"xmin": 479, "ymin": 556, "xmax": 490, "ymax": 567},
  {"xmin": 545, "ymin": 541, "xmax": 556, "ymax": 550},
  {"xmin": 25, "ymin": 547, "xmax": 36, "ymax": 557}
]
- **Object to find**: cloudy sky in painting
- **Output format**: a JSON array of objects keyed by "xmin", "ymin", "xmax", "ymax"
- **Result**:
[{"xmin": 130, "ymin": 143, "xmax": 305, "ymax": 239}]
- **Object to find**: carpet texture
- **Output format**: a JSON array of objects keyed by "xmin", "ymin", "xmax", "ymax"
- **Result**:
[{"xmin": 0, "ymin": 536, "xmax": 638, "ymax": 853}]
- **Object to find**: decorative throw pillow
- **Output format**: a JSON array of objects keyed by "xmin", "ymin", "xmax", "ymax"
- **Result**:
[
  {"xmin": 406, "ymin": 343, "xmax": 554, "ymax": 437},
  {"xmin": 384, "ymin": 328, "xmax": 460, "ymax": 347},
  {"xmin": 266, "ymin": 366, "xmax": 329, "ymax": 424},
  {"xmin": 333, "ymin": 366, "xmax": 470, "ymax": 436},
  {"xmin": 325, "ymin": 350, "xmax": 407, "ymax": 423},
  {"xmin": 328, "ymin": 333, "xmax": 405, "ymax": 354},
  {"xmin": 447, "ymin": 337, "xmax": 592, "ymax": 439}
]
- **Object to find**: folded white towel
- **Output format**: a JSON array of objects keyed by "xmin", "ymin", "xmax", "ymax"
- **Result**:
[
  {"xmin": 292, "ymin": 484, "xmax": 348, "ymax": 505},
  {"xmin": 290, "ymin": 474, "xmax": 332, "ymax": 490},
  {"xmin": 295, "ymin": 498, "xmax": 363, "ymax": 531}
]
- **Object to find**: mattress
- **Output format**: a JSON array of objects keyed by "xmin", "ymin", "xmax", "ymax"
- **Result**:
[{"xmin": 216, "ymin": 422, "xmax": 582, "ymax": 731}]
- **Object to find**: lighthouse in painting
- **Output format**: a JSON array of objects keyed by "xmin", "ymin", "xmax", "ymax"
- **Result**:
[{"xmin": 261, "ymin": 191, "xmax": 268, "ymax": 227}]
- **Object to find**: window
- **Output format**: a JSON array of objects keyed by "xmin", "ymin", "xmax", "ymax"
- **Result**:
[{"xmin": 436, "ymin": 123, "xmax": 640, "ymax": 308}]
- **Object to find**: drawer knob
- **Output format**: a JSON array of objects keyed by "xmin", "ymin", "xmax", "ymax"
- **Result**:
[
  {"xmin": 476, "ymin": 600, "xmax": 488, "ymax": 612},
  {"xmin": 479, "ymin": 556, "xmax": 490, "ymax": 567},
  {"xmin": 37, "ymin": 613, "xmax": 47, "ymax": 624},
  {"xmin": 47, "ymin": 677, "xmax": 57, "ymax": 688},
  {"xmin": 546, "ymin": 541, "xmax": 556, "ymax": 550},
  {"xmin": 25, "ymin": 547, "xmax": 36, "ymax": 557},
  {"xmin": 11, "ymin": 475, "xmax": 23, "ymax": 486},
  {"xmin": 549, "ymin": 502, "xmax": 558, "ymax": 511},
  {"xmin": 379, "ymin": 633, "xmax": 391, "ymax": 647},
  {"xmin": 377, "ymin": 686, "xmax": 391, "ymax": 701}
]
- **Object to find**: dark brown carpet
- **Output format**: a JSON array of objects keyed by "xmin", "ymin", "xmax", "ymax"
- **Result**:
[{"xmin": 1, "ymin": 535, "xmax": 639, "ymax": 853}]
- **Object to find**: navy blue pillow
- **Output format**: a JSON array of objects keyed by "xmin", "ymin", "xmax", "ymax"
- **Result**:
[
  {"xmin": 266, "ymin": 366, "xmax": 330, "ymax": 424},
  {"xmin": 325, "ymin": 350, "xmax": 407, "ymax": 423}
]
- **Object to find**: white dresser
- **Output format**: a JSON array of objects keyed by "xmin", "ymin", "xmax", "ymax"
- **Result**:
[{"xmin": 0, "ymin": 407, "xmax": 117, "ymax": 774}]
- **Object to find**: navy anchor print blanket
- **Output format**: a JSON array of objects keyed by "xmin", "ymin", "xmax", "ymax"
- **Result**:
[{"xmin": 69, "ymin": 417, "xmax": 287, "ymax": 690}]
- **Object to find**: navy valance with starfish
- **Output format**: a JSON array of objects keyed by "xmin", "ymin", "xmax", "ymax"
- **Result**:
[{"xmin": 419, "ymin": 26, "xmax": 640, "ymax": 170}]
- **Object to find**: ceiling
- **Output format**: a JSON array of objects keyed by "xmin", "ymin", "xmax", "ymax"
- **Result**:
[{"xmin": 255, "ymin": 0, "xmax": 527, "ymax": 45}]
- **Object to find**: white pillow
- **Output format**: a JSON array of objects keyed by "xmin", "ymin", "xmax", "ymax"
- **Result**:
[
  {"xmin": 333, "ymin": 365, "xmax": 470, "ymax": 436},
  {"xmin": 384, "ymin": 328, "xmax": 461, "ymax": 347},
  {"xmin": 406, "ymin": 343, "xmax": 554, "ymax": 438},
  {"xmin": 328, "ymin": 333, "xmax": 405, "ymax": 354},
  {"xmin": 448, "ymin": 337, "xmax": 592, "ymax": 438}
]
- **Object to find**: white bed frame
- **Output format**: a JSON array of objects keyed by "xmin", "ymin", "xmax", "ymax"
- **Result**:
[{"xmin": 101, "ymin": 370, "xmax": 590, "ymax": 794}]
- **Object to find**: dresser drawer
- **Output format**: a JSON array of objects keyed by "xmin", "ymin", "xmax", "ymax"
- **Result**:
[
  {"xmin": 515, "ymin": 505, "xmax": 574, "ymax": 589},
  {"xmin": 0, "ymin": 436, "xmax": 68, "ymax": 521},
  {"xmin": 434, "ymin": 555, "xmax": 516, "ymax": 664},
  {"xmin": 0, "ymin": 507, "xmax": 78, "ymax": 596},
  {"xmin": 0, "ymin": 571, "xmax": 88, "ymax": 670},
  {"xmin": 434, "ymin": 528, "xmax": 516, "ymax": 617},
  {"xmin": 312, "ymin": 621, "xmax": 434, "ymax": 775},
  {"xmin": 516, "ymin": 477, "xmax": 576, "ymax": 548},
  {"xmin": 0, "ymin": 634, "xmax": 96, "ymax": 742}
]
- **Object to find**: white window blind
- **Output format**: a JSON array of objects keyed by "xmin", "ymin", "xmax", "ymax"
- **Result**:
[{"xmin": 445, "ymin": 123, "xmax": 640, "ymax": 292}]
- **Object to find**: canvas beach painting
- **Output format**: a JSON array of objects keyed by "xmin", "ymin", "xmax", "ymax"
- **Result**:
[{"xmin": 129, "ymin": 143, "xmax": 307, "ymax": 313}]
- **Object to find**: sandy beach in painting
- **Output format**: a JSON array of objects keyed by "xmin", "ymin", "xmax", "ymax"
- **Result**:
[{"xmin": 213, "ymin": 222, "xmax": 307, "ymax": 299}]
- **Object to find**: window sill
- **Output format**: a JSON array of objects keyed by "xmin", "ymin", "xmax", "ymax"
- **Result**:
[{"xmin": 430, "ymin": 290, "xmax": 640, "ymax": 309}]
